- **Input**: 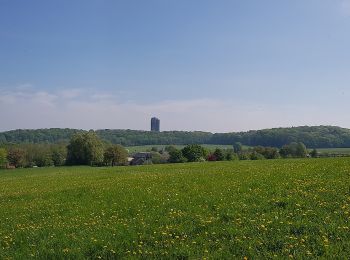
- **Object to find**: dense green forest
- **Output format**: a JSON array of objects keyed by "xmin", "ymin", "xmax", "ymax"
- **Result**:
[
  {"xmin": 1, "ymin": 126, "xmax": 350, "ymax": 148},
  {"xmin": 209, "ymin": 126, "xmax": 350, "ymax": 148}
]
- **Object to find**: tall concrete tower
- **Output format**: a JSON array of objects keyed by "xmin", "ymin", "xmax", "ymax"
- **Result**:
[{"xmin": 151, "ymin": 117, "xmax": 160, "ymax": 132}]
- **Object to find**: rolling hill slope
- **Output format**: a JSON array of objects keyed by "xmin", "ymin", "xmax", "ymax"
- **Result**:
[{"xmin": 1, "ymin": 125, "xmax": 350, "ymax": 148}]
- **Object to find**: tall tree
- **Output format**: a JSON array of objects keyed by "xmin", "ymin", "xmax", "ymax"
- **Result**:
[
  {"xmin": 295, "ymin": 142, "xmax": 308, "ymax": 158},
  {"xmin": 0, "ymin": 148, "xmax": 7, "ymax": 168},
  {"xmin": 213, "ymin": 148, "xmax": 225, "ymax": 161},
  {"xmin": 280, "ymin": 142, "xmax": 307, "ymax": 158},
  {"xmin": 168, "ymin": 149, "xmax": 186, "ymax": 163},
  {"xmin": 182, "ymin": 144, "xmax": 207, "ymax": 162},
  {"xmin": 104, "ymin": 145, "xmax": 128, "ymax": 166},
  {"xmin": 51, "ymin": 145, "xmax": 67, "ymax": 166},
  {"xmin": 32, "ymin": 145, "xmax": 53, "ymax": 167},
  {"xmin": 233, "ymin": 142, "xmax": 243, "ymax": 153},
  {"xmin": 7, "ymin": 148, "xmax": 26, "ymax": 168},
  {"xmin": 310, "ymin": 149, "xmax": 318, "ymax": 158},
  {"xmin": 66, "ymin": 131, "xmax": 104, "ymax": 166}
]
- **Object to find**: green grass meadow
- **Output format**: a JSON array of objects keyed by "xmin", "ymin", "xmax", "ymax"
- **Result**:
[
  {"xmin": 316, "ymin": 148, "xmax": 350, "ymax": 154},
  {"xmin": 1, "ymin": 159, "xmax": 350, "ymax": 259}
]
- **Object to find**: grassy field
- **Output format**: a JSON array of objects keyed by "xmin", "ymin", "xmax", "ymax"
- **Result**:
[
  {"xmin": 1, "ymin": 159, "xmax": 350, "ymax": 259},
  {"xmin": 316, "ymin": 148, "xmax": 350, "ymax": 154}
]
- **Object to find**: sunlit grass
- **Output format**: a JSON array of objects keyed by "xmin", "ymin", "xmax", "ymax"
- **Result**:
[
  {"xmin": 315, "ymin": 147, "xmax": 350, "ymax": 154},
  {"xmin": 1, "ymin": 158, "xmax": 350, "ymax": 258}
]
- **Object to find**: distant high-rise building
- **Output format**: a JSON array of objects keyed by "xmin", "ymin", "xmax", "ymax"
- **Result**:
[{"xmin": 151, "ymin": 117, "xmax": 160, "ymax": 132}]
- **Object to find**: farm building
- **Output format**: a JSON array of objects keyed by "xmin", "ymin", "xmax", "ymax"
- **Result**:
[{"xmin": 130, "ymin": 152, "xmax": 152, "ymax": 165}]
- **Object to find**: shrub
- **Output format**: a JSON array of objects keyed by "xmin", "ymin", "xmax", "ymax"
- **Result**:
[
  {"xmin": 233, "ymin": 142, "xmax": 243, "ymax": 153},
  {"xmin": 182, "ymin": 145, "xmax": 207, "ymax": 162},
  {"xmin": 253, "ymin": 146, "xmax": 280, "ymax": 159},
  {"xmin": 213, "ymin": 148, "xmax": 225, "ymax": 161},
  {"xmin": 238, "ymin": 152, "xmax": 250, "ymax": 160},
  {"xmin": 7, "ymin": 148, "xmax": 26, "ymax": 168},
  {"xmin": 168, "ymin": 149, "xmax": 186, "ymax": 163},
  {"xmin": 151, "ymin": 152, "xmax": 169, "ymax": 164},
  {"xmin": 104, "ymin": 145, "xmax": 128, "ymax": 166},
  {"xmin": 225, "ymin": 149, "xmax": 237, "ymax": 161},
  {"xmin": 280, "ymin": 142, "xmax": 308, "ymax": 158},
  {"xmin": 250, "ymin": 152, "xmax": 266, "ymax": 160},
  {"xmin": 0, "ymin": 148, "xmax": 7, "ymax": 168}
]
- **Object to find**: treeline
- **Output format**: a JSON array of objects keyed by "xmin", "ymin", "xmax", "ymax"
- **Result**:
[
  {"xmin": 0, "ymin": 129, "xmax": 81, "ymax": 144},
  {"xmin": 0, "ymin": 129, "xmax": 212, "ymax": 146},
  {"xmin": 96, "ymin": 129, "xmax": 212, "ymax": 146},
  {"xmin": 0, "ymin": 130, "xmax": 313, "ymax": 169},
  {"xmin": 1, "ymin": 126, "xmax": 350, "ymax": 148},
  {"xmin": 142, "ymin": 142, "xmax": 310, "ymax": 164},
  {"xmin": 209, "ymin": 126, "xmax": 350, "ymax": 148},
  {"xmin": 0, "ymin": 144, "xmax": 67, "ymax": 168},
  {"xmin": 0, "ymin": 132, "xmax": 128, "ymax": 168}
]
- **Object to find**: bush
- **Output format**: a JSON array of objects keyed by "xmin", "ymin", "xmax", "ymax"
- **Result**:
[
  {"xmin": 151, "ymin": 147, "xmax": 158, "ymax": 152},
  {"xmin": 151, "ymin": 152, "xmax": 169, "ymax": 164},
  {"xmin": 207, "ymin": 154, "xmax": 217, "ymax": 161},
  {"xmin": 0, "ymin": 148, "xmax": 7, "ymax": 168},
  {"xmin": 250, "ymin": 152, "xmax": 266, "ymax": 160},
  {"xmin": 238, "ymin": 152, "xmax": 250, "ymax": 160},
  {"xmin": 225, "ymin": 149, "xmax": 237, "ymax": 161},
  {"xmin": 310, "ymin": 149, "xmax": 318, "ymax": 158},
  {"xmin": 30, "ymin": 145, "xmax": 54, "ymax": 167},
  {"xmin": 51, "ymin": 146, "xmax": 67, "ymax": 166},
  {"xmin": 168, "ymin": 149, "xmax": 186, "ymax": 163},
  {"xmin": 213, "ymin": 148, "xmax": 225, "ymax": 161},
  {"xmin": 182, "ymin": 145, "xmax": 207, "ymax": 162},
  {"xmin": 7, "ymin": 148, "xmax": 26, "ymax": 168},
  {"xmin": 280, "ymin": 142, "xmax": 308, "ymax": 158},
  {"xmin": 165, "ymin": 145, "xmax": 178, "ymax": 153},
  {"xmin": 233, "ymin": 142, "xmax": 243, "ymax": 153},
  {"xmin": 253, "ymin": 146, "xmax": 280, "ymax": 159},
  {"xmin": 104, "ymin": 145, "xmax": 128, "ymax": 166}
]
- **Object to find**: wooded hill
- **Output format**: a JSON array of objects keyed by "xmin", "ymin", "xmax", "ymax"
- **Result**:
[{"xmin": 1, "ymin": 126, "xmax": 350, "ymax": 148}]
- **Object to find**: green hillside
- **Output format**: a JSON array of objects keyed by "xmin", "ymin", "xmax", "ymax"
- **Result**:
[{"xmin": 1, "ymin": 125, "xmax": 350, "ymax": 148}]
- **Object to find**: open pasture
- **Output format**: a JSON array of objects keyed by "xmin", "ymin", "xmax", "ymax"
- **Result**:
[
  {"xmin": 1, "ymin": 158, "xmax": 350, "ymax": 259},
  {"xmin": 316, "ymin": 147, "xmax": 350, "ymax": 155}
]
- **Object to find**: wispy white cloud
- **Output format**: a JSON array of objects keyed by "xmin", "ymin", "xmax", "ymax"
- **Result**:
[{"xmin": 0, "ymin": 87, "xmax": 350, "ymax": 132}]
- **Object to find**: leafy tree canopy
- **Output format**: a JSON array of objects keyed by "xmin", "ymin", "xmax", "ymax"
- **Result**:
[
  {"xmin": 1, "ymin": 126, "xmax": 350, "ymax": 148},
  {"xmin": 182, "ymin": 144, "xmax": 208, "ymax": 162},
  {"xmin": 0, "ymin": 148, "xmax": 7, "ymax": 167},
  {"xmin": 104, "ymin": 145, "xmax": 128, "ymax": 166},
  {"xmin": 66, "ymin": 132, "xmax": 104, "ymax": 166}
]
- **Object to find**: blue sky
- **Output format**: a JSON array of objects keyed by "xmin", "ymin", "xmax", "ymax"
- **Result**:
[{"xmin": 1, "ymin": 0, "xmax": 350, "ymax": 132}]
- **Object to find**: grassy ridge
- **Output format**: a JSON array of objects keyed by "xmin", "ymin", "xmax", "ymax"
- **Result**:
[
  {"xmin": 1, "ymin": 159, "xmax": 350, "ymax": 258},
  {"xmin": 3, "ymin": 126, "xmax": 350, "ymax": 148}
]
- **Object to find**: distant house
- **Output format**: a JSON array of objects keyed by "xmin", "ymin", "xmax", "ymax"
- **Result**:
[
  {"xmin": 5, "ymin": 164, "xmax": 15, "ymax": 169},
  {"xmin": 130, "ymin": 152, "xmax": 152, "ymax": 166}
]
